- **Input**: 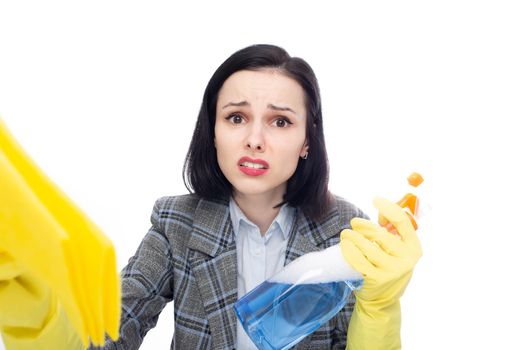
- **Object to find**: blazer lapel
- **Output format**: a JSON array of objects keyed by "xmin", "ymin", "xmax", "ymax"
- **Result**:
[
  {"xmin": 186, "ymin": 197, "xmax": 343, "ymax": 349},
  {"xmin": 187, "ymin": 197, "xmax": 238, "ymax": 350},
  {"xmin": 285, "ymin": 205, "xmax": 342, "ymax": 265}
]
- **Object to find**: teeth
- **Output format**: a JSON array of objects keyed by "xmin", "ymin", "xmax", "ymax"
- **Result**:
[{"xmin": 241, "ymin": 162, "xmax": 266, "ymax": 169}]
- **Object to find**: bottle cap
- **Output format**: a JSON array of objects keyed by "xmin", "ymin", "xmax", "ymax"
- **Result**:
[{"xmin": 407, "ymin": 172, "xmax": 424, "ymax": 187}]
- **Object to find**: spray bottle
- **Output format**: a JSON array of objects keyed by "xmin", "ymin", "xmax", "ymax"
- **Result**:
[{"xmin": 234, "ymin": 173, "xmax": 425, "ymax": 350}]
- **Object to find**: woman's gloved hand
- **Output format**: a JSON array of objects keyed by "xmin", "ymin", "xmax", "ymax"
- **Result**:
[
  {"xmin": 0, "ymin": 250, "xmax": 83, "ymax": 350},
  {"xmin": 340, "ymin": 197, "xmax": 422, "ymax": 350},
  {"xmin": 0, "ymin": 250, "xmax": 51, "ymax": 331},
  {"xmin": 0, "ymin": 117, "xmax": 120, "ymax": 346}
]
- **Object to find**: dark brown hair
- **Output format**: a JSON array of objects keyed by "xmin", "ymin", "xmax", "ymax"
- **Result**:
[{"xmin": 183, "ymin": 44, "xmax": 333, "ymax": 221}]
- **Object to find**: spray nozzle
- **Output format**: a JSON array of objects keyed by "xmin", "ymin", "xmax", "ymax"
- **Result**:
[{"xmin": 380, "ymin": 172, "xmax": 424, "ymax": 234}]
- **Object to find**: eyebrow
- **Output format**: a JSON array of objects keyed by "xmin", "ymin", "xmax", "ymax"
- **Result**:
[{"xmin": 221, "ymin": 101, "xmax": 297, "ymax": 115}]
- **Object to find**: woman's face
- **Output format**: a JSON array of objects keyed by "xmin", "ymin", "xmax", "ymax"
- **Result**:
[{"xmin": 215, "ymin": 69, "xmax": 308, "ymax": 201}]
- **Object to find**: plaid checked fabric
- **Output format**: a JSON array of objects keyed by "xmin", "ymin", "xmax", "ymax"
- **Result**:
[{"xmin": 90, "ymin": 194, "xmax": 368, "ymax": 349}]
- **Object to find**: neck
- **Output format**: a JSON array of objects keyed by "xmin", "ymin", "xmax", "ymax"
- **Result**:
[{"xmin": 233, "ymin": 191, "xmax": 284, "ymax": 235}]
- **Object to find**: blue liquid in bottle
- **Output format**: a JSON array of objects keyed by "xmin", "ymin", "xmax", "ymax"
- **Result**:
[{"xmin": 234, "ymin": 279, "xmax": 362, "ymax": 350}]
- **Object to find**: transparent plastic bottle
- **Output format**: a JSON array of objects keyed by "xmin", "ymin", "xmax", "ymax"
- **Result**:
[{"xmin": 234, "ymin": 245, "xmax": 363, "ymax": 350}]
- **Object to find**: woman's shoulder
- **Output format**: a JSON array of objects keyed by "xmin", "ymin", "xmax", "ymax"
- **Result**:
[
  {"xmin": 153, "ymin": 193, "xmax": 202, "ymax": 213},
  {"xmin": 152, "ymin": 194, "xmax": 230, "ymax": 213},
  {"xmin": 331, "ymin": 195, "xmax": 370, "ymax": 227},
  {"xmin": 148, "ymin": 194, "xmax": 204, "ymax": 244},
  {"xmin": 148, "ymin": 194, "xmax": 202, "ymax": 233},
  {"xmin": 149, "ymin": 194, "xmax": 230, "ymax": 252},
  {"xmin": 150, "ymin": 194, "xmax": 230, "ymax": 226},
  {"xmin": 297, "ymin": 195, "xmax": 370, "ymax": 248}
]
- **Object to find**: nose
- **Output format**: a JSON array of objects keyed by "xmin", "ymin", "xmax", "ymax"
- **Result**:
[{"xmin": 245, "ymin": 124, "xmax": 265, "ymax": 152}]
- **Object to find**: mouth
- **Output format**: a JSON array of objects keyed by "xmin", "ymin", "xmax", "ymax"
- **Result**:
[{"xmin": 238, "ymin": 157, "xmax": 269, "ymax": 176}]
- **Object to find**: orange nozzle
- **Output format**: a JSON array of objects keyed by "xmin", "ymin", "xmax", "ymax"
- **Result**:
[
  {"xmin": 380, "ymin": 172, "xmax": 424, "ymax": 234},
  {"xmin": 397, "ymin": 193, "xmax": 419, "ymax": 217}
]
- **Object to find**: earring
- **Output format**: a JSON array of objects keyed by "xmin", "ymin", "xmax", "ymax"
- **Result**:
[{"xmin": 301, "ymin": 152, "xmax": 308, "ymax": 160}]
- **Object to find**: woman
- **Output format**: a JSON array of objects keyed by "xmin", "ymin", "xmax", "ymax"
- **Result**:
[
  {"xmin": 109, "ymin": 44, "xmax": 362, "ymax": 349},
  {"xmin": 1, "ymin": 44, "xmax": 421, "ymax": 349},
  {"xmin": 104, "ymin": 44, "xmax": 421, "ymax": 349}
]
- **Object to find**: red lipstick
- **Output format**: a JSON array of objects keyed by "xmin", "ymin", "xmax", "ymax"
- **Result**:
[{"xmin": 237, "ymin": 156, "xmax": 269, "ymax": 176}]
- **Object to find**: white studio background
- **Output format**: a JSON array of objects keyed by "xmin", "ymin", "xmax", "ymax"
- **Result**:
[{"xmin": 1, "ymin": 1, "xmax": 524, "ymax": 349}]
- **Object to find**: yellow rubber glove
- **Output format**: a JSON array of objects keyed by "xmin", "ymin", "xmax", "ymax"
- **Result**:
[
  {"xmin": 0, "ymin": 118, "xmax": 120, "ymax": 346},
  {"xmin": 0, "ymin": 251, "xmax": 83, "ymax": 350},
  {"xmin": 340, "ymin": 197, "xmax": 422, "ymax": 350}
]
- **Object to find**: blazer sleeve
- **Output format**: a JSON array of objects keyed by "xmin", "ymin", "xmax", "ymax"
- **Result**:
[{"xmin": 90, "ymin": 199, "xmax": 174, "ymax": 350}]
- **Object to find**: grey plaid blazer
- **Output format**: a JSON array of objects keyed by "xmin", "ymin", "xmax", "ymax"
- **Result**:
[{"xmin": 97, "ymin": 194, "xmax": 367, "ymax": 349}]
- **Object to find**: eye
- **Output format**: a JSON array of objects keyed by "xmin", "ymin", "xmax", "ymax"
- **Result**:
[
  {"xmin": 225, "ymin": 113, "xmax": 245, "ymax": 124},
  {"xmin": 273, "ymin": 117, "xmax": 293, "ymax": 128}
]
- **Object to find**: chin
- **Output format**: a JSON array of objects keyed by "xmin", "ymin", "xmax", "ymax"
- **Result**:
[
  {"xmin": 234, "ymin": 185, "xmax": 271, "ymax": 196},
  {"xmin": 232, "ymin": 180, "xmax": 285, "ymax": 199}
]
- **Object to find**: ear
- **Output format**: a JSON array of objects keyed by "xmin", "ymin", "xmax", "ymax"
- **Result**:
[{"xmin": 300, "ymin": 142, "xmax": 309, "ymax": 157}]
